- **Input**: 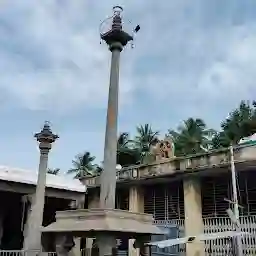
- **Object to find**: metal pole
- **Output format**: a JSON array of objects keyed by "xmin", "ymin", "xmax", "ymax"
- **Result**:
[{"xmin": 230, "ymin": 145, "xmax": 243, "ymax": 256}]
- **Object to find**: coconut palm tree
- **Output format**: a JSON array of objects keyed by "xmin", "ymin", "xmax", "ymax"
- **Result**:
[
  {"xmin": 220, "ymin": 101, "xmax": 256, "ymax": 146},
  {"xmin": 116, "ymin": 132, "xmax": 140, "ymax": 167},
  {"xmin": 211, "ymin": 131, "xmax": 231, "ymax": 149},
  {"xmin": 168, "ymin": 118, "xmax": 215, "ymax": 156},
  {"xmin": 211, "ymin": 101, "xmax": 256, "ymax": 149},
  {"xmin": 47, "ymin": 168, "xmax": 60, "ymax": 175},
  {"xmin": 117, "ymin": 132, "xmax": 130, "ymax": 151},
  {"xmin": 67, "ymin": 151, "xmax": 97, "ymax": 179},
  {"xmin": 133, "ymin": 124, "xmax": 159, "ymax": 163}
]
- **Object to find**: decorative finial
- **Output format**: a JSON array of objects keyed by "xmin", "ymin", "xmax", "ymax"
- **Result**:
[
  {"xmin": 34, "ymin": 121, "xmax": 59, "ymax": 144},
  {"xmin": 112, "ymin": 7, "xmax": 123, "ymax": 31},
  {"xmin": 100, "ymin": 6, "xmax": 133, "ymax": 49},
  {"xmin": 113, "ymin": 6, "xmax": 123, "ymax": 16}
]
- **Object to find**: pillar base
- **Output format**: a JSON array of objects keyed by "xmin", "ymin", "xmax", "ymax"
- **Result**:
[
  {"xmin": 129, "ymin": 186, "xmax": 144, "ymax": 256},
  {"xmin": 42, "ymin": 208, "xmax": 164, "ymax": 238}
]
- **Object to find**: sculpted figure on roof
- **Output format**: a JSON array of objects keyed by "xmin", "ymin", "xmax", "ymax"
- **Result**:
[{"xmin": 150, "ymin": 136, "xmax": 175, "ymax": 161}]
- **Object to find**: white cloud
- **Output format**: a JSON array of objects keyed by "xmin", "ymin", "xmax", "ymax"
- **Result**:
[
  {"xmin": 197, "ymin": 24, "xmax": 256, "ymax": 104},
  {"xmin": 0, "ymin": 0, "xmax": 256, "ymax": 117},
  {"xmin": 1, "ymin": 0, "xmax": 256, "ymax": 170},
  {"xmin": 0, "ymin": 0, "xmax": 136, "ymax": 112}
]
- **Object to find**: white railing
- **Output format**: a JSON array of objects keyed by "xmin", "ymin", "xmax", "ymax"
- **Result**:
[
  {"xmin": 204, "ymin": 216, "xmax": 256, "ymax": 255},
  {"xmin": 153, "ymin": 219, "xmax": 185, "ymax": 227},
  {"xmin": 154, "ymin": 215, "xmax": 256, "ymax": 256},
  {"xmin": 0, "ymin": 251, "xmax": 27, "ymax": 256},
  {"xmin": 0, "ymin": 252, "xmax": 56, "ymax": 256}
]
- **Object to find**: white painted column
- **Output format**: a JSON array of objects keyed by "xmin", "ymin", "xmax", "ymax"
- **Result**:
[
  {"xmin": 183, "ymin": 178, "xmax": 204, "ymax": 256},
  {"xmin": 129, "ymin": 186, "xmax": 144, "ymax": 256}
]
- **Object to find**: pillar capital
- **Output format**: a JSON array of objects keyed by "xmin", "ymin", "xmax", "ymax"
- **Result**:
[
  {"xmin": 39, "ymin": 142, "xmax": 51, "ymax": 154},
  {"xmin": 35, "ymin": 121, "xmax": 58, "ymax": 154},
  {"xmin": 100, "ymin": 6, "xmax": 133, "ymax": 51},
  {"xmin": 35, "ymin": 121, "xmax": 58, "ymax": 145},
  {"xmin": 109, "ymin": 42, "xmax": 123, "ymax": 52}
]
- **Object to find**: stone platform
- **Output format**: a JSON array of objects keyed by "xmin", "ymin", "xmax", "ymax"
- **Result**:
[{"xmin": 42, "ymin": 208, "xmax": 165, "ymax": 240}]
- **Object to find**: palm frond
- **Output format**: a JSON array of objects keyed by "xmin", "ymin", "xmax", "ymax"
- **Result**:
[{"xmin": 67, "ymin": 151, "xmax": 97, "ymax": 178}]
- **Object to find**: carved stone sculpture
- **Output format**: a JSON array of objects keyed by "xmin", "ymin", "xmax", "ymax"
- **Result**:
[
  {"xmin": 150, "ymin": 143, "xmax": 162, "ymax": 161},
  {"xmin": 159, "ymin": 136, "xmax": 175, "ymax": 159},
  {"xmin": 149, "ymin": 136, "xmax": 175, "ymax": 161}
]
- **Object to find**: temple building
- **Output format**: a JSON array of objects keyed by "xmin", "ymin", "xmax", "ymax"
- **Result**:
[
  {"xmin": 83, "ymin": 141, "xmax": 256, "ymax": 256},
  {"xmin": 2, "ymin": 141, "xmax": 256, "ymax": 256},
  {"xmin": 0, "ymin": 166, "xmax": 85, "ymax": 251}
]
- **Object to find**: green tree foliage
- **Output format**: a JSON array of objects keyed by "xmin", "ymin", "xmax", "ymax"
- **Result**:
[
  {"xmin": 213, "ymin": 101, "xmax": 256, "ymax": 147},
  {"xmin": 116, "ymin": 132, "xmax": 140, "ymax": 167},
  {"xmin": 168, "ymin": 118, "xmax": 215, "ymax": 156},
  {"xmin": 133, "ymin": 124, "xmax": 159, "ymax": 163},
  {"xmin": 67, "ymin": 151, "xmax": 99, "ymax": 179},
  {"xmin": 69, "ymin": 100, "xmax": 256, "ymax": 171},
  {"xmin": 211, "ymin": 131, "xmax": 231, "ymax": 149},
  {"xmin": 47, "ymin": 168, "xmax": 60, "ymax": 175},
  {"xmin": 116, "ymin": 124, "xmax": 159, "ymax": 166}
]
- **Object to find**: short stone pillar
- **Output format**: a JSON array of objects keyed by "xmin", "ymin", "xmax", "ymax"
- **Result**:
[
  {"xmin": 129, "ymin": 186, "xmax": 144, "ymax": 256},
  {"xmin": 85, "ymin": 194, "xmax": 100, "ymax": 255},
  {"xmin": 183, "ymin": 178, "xmax": 204, "ymax": 256},
  {"xmin": 23, "ymin": 122, "xmax": 58, "ymax": 251},
  {"xmin": 69, "ymin": 197, "xmax": 85, "ymax": 256}
]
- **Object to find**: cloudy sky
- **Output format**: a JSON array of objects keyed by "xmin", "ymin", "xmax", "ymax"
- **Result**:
[{"xmin": 0, "ymin": 0, "xmax": 255, "ymax": 173}]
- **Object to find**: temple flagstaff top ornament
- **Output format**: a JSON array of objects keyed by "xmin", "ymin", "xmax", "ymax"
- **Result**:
[
  {"xmin": 34, "ymin": 121, "xmax": 59, "ymax": 144},
  {"xmin": 100, "ymin": 6, "xmax": 140, "ymax": 50}
]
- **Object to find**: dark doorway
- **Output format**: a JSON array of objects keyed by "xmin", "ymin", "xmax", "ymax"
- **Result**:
[{"xmin": 0, "ymin": 191, "xmax": 24, "ymax": 250}]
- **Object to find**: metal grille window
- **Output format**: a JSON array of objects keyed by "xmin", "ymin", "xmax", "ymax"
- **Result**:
[
  {"xmin": 201, "ymin": 174, "xmax": 232, "ymax": 217},
  {"xmin": 144, "ymin": 181, "xmax": 184, "ymax": 220},
  {"xmin": 201, "ymin": 170, "xmax": 256, "ymax": 217},
  {"xmin": 116, "ymin": 169, "xmax": 256, "ymax": 220},
  {"xmin": 237, "ymin": 171, "xmax": 256, "ymax": 215}
]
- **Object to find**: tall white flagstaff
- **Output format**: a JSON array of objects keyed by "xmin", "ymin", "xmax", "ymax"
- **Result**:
[{"xmin": 230, "ymin": 144, "xmax": 243, "ymax": 256}]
